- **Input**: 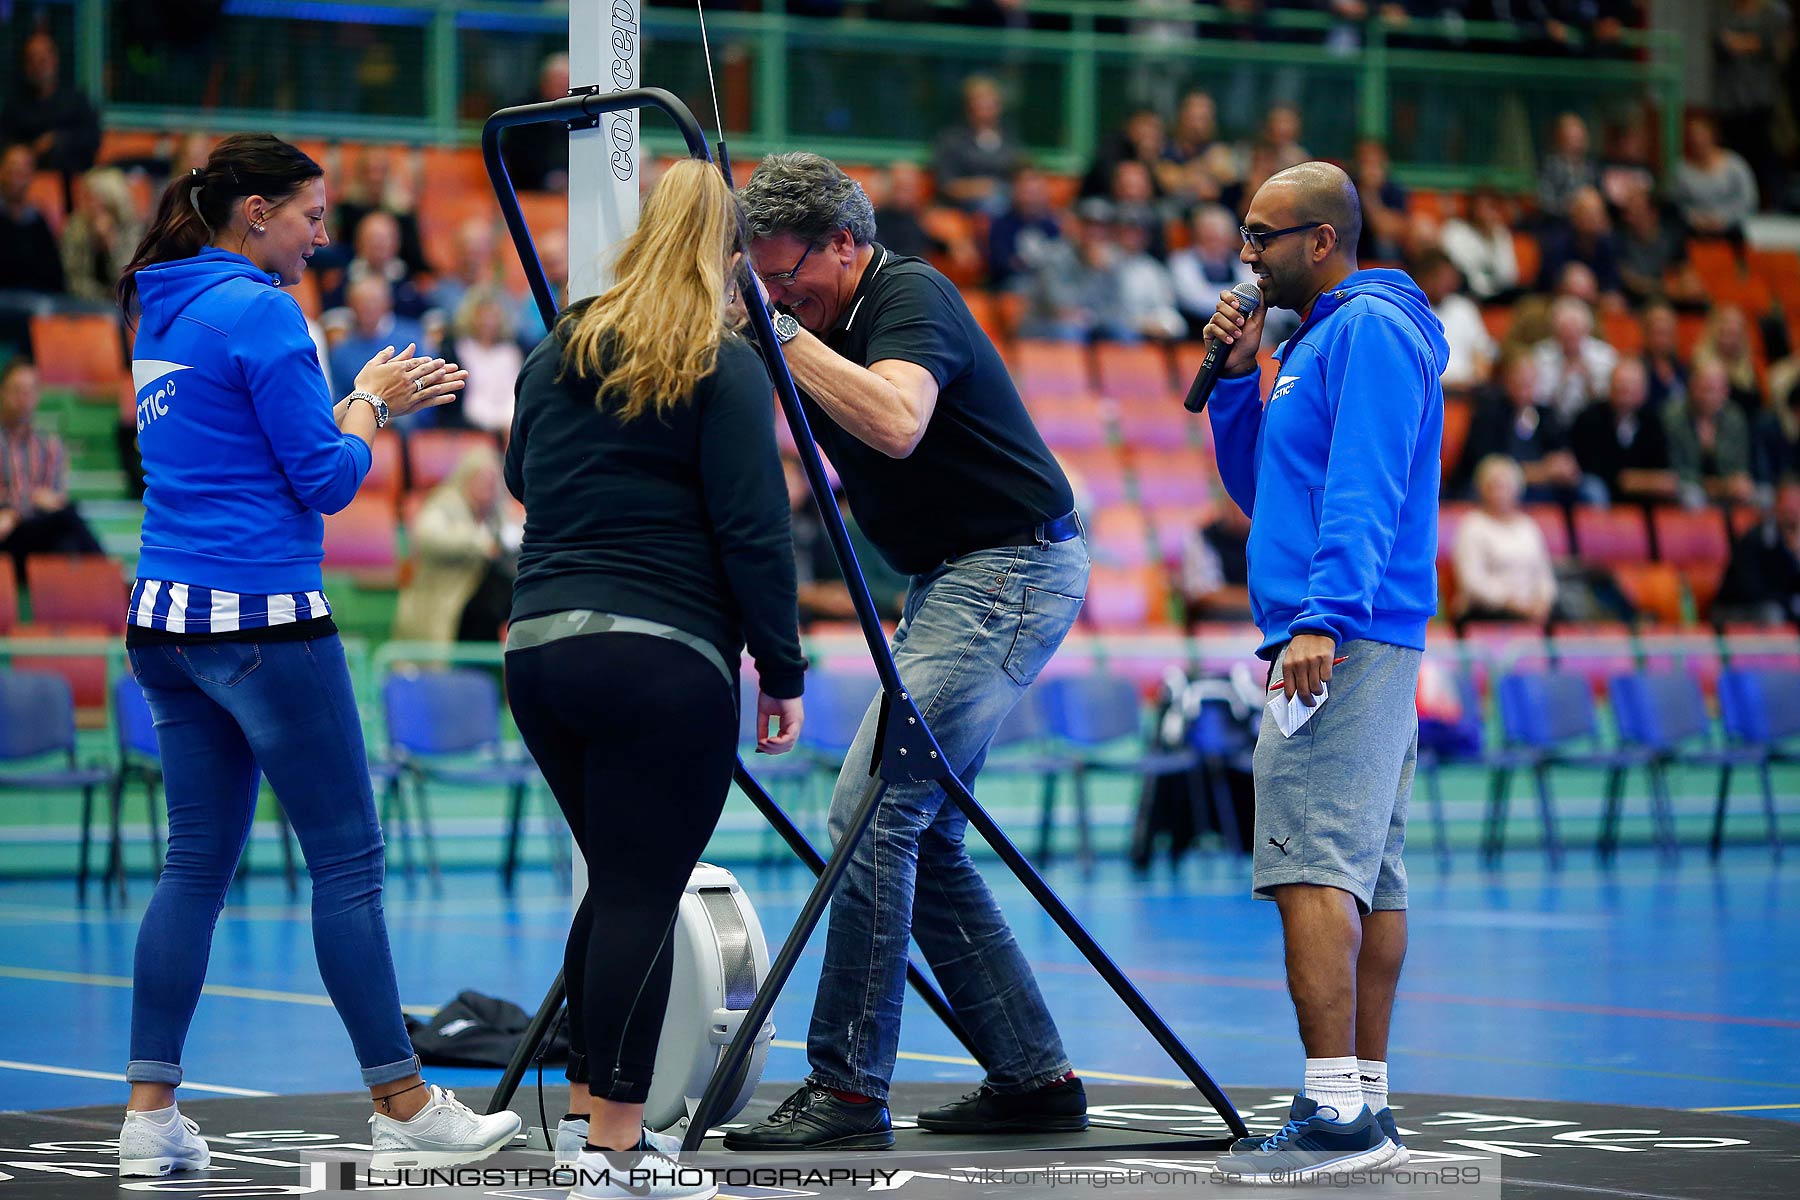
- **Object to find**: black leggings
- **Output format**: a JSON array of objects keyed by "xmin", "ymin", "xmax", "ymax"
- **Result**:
[{"xmin": 505, "ymin": 631, "xmax": 737, "ymax": 1103}]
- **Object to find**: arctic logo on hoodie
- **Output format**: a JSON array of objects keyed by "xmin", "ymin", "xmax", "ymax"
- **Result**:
[{"xmin": 132, "ymin": 359, "xmax": 194, "ymax": 433}]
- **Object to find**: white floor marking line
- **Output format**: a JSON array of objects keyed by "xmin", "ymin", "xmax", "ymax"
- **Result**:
[{"xmin": 0, "ymin": 1058, "xmax": 273, "ymax": 1096}]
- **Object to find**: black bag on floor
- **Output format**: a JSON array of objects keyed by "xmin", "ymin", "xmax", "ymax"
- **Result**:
[{"xmin": 405, "ymin": 990, "xmax": 568, "ymax": 1067}]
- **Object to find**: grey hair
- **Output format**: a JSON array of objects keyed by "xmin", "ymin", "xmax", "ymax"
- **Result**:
[{"xmin": 740, "ymin": 152, "xmax": 876, "ymax": 248}]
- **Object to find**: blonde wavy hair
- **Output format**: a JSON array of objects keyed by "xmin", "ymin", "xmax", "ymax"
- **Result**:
[{"xmin": 558, "ymin": 160, "xmax": 744, "ymax": 421}]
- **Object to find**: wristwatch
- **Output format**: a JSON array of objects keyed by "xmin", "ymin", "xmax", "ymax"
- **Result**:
[
  {"xmin": 346, "ymin": 390, "xmax": 389, "ymax": 429},
  {"xmin": 772, "ymin": 312, "xmax": 801, "ymax": 344}
]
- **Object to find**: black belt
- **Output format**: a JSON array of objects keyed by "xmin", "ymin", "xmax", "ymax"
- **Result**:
[{"xmin": 988, "ymin": 510, "xmax": 1085, "ymax": 551}]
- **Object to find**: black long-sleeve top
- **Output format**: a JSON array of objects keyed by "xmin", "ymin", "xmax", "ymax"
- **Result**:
[{"xmin": 505, "ymin": 314, "xmax": 805, "ymax": 698}]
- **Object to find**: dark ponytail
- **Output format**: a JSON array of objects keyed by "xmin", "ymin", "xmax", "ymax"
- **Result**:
[{"xmin": 118, "ymin": 132, "xmax": 322, "ymax": 317}]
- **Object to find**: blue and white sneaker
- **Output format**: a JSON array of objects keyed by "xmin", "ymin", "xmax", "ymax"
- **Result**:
[
  {"xmin": 1375, "ymin": 1107, "xmax": 1408, "ymax": 1168},
  {"xmin": 1212, "ymin": 1095, "xmax": 1396, "ymax": 1185},
  {"xmin": 118, "ymin": 1105, "xmax": 211, "ymax": 1176},
  {"xmin": 555, "ymin": 1117, "xmax": 683, "ymax": 1165}
]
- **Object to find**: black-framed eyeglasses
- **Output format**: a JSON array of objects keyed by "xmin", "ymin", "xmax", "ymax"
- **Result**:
[
  {"xmin": 1240, "ymin": 222, "xmax": 1325, "ymax": 253},
  {"xmin": 758, "ymin": 242, "xmax": 814, "ymax": 284}
]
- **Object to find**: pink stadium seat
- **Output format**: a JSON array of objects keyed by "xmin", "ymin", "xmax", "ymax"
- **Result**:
[
  {"xmin": 1524, "ymin": 504, "xmax": 1571, "ymax": 557},
  {"xmin": 1652, "ymin": 507, "xmax": 1728, "ymax": 568},
  {"xmin": 1460, "ymin": 622, "xmax": 1550, "ymax": 697},
  {"xmin": 1552, "ymin": 622, "xmax": 1638, "ymax": 696},
  {"xmin": 1113, "ymin": 399, "xmax": 1197, "ymax": 451},
  {"xmin": 406, "ymin": 429, "xmax": 498, "ymax": 492},
  {"xmin": 1082, "ymin": 565, "xmax": 1172, "ymax": 631},
  {"xmin": 1059, "ymin": 447, "xmax": 1132, "ymax": 509},
  {"xmin": 24, "ymin": 556, "xmax": 127, "ymax": 634},
  {"xmin": 0, "ymin": 569, "xmax": 15, "ymax": 633},
  {"xmin": 322, "ymin": 498, "xmax": 400, "ymax": 587},
  {"xmin": 1093, "ymin": 342, "xmax": 1175, "ymax": 402},
  {"xmin": 1573, "ymin": 506, "xmax": 1650, "ymax": 566},
  {"xmin": 1029, "ymin": 396, "xmax": 1110, "ymax": 452},
  {"xmin": 1721, "ymin": 623, "xmax": 1800, "ymax": 671},
  {"xmin": 1147, "ymin": 502, "xmax": 1214, "ymax": 566},
  {"xmin": 1086, "ymin": 505, "xmax": 1156, "ymax": 568},
  {"xmin": 1130, "ymin": 448, "xmax": 1211, "ymax": 507},
  {"xmin": 1012, "ymin": 339, "xmax": 1094, "ymax": 400}
]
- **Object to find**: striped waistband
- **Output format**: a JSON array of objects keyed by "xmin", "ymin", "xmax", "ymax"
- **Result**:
[
  {"xmin": 504, "ymin": 609, "xmax": 733, "ymax": 691},
  {"xmin": 128, "ymin": 579, "xmax": 332, "ymax": 634}
]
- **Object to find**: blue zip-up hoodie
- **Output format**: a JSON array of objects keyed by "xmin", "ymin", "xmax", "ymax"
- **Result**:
[
  {"xmin": 1209, "ymin": 268, "xmax": 1446, "ymax": 658},
  {"xmin": 131, "ymin": 248, "xmax": 371, "ymax": 594}
]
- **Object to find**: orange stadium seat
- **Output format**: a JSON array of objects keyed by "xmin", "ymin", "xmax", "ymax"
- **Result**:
[
  {"xmin": 0, "ymin": 569, "xmax": 17, "ymax": 633},
  {"xmin": 1147, "ymin": 501, "xmax": 1213, "ymax": 565},
  {"xmin": 1573, "ymin": 506, "xmax": 1650, "ymax": 565},
  {"xmin": 1511, "ymin": 231, "xmax": 1540, "ymax": 287},
  {"xmin": 1614, "ymin": 561, "xmax": 1684, "ymax": 627},
  {"xmin": 1600, "ymin": 310, "xmax": 1644, "ymax": 356},
  {"xmin": 24, "ymin": 556, "xmax": 128, "ymax": 634},
  {"xmin": 29, "ymin": 314, "xmax": 127, "ymax": 391},
  {"xmin": 1441, "ymin": 395, "xmax": 1474, "ymax": 479},
  {"xmin": 362, "ymin": 432, "xmax": 404, "ymax": 503},
  {"xmin": 26, "ymin": 172, "xmax": 66, "ymax": 236},
  {"xmin": 11, "ymin": 624, "xmax": 111, "ymax": 728},
  {"xmin": 1686, "ymin": 239, "xmax": 1737, "ymax": 281},
  {"xmin": 1082, "ymin": 564, "xmax": 1173, "ymax": 631}
]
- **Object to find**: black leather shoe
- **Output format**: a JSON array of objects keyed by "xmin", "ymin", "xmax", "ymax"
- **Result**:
[
  {"xmin": 722, "ymin": 1085, "xmax": 894, "ymax": 1151},
  {"xmin": 916, "ymin": 1077, "xmax": 1089, "ymax": 1133}
]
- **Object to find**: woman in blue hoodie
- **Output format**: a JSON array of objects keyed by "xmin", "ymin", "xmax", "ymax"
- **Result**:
[{"xmin": 114, "ymin": 133, "xmax": 521, "ymax": 1175}]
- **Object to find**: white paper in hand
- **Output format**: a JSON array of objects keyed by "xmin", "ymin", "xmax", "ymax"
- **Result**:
[{"xmin": 1267, "ymin": 681, "xmax": 1328, "ymax": 738}]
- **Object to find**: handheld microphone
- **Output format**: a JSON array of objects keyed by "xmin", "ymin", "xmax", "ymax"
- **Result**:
[{"xmin": 1183, "ymin": 280, "xmax": 1262, "ymax": 414}]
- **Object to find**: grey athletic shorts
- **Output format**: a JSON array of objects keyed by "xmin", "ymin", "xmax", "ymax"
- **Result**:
[{"xmin": 1251, "ymin": 638, "xmax": 1421, "ymax": 913}]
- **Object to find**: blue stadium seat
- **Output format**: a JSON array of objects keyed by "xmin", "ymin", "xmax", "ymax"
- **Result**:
[
  {"xmin": 1713, "ymin": 668, "xmax": 1796, "ymax": 859},
  {"xmin": 0, "ymin": 670, "xmax": 116, "ymax": 901}
]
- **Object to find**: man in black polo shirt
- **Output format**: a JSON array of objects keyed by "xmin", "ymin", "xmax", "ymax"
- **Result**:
[{"xmin": 727, "ymin": 152, "xmax": 1090, "ymax": 1150}]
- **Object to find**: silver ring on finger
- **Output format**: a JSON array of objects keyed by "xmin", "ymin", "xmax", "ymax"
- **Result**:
[{"xmin": 413, "ymin": 377, "xmax": 424, "ymax": 393}]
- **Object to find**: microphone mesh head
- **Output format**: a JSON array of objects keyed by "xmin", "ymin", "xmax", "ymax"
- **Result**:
[{"xmin": 1232, "ymin": 281, "xmax": 1262, "ymax": 315}]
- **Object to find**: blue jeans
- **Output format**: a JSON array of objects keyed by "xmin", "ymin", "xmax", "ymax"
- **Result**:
[
  {"xmin": 125, "ymin": 636, "xmax": 419, "ymax": 1087},
  {"xmin": 807, "ymin": 536, "xmax": 1090, "ymax": 1102}
]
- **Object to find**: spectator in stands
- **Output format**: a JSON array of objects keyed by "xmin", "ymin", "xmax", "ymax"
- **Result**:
[
  {"xmin": 1569, "ymin": 357, "xmax": 1679, "ymax": 504},
  {"xmin": 450, "ymin": 287, "xmax": 523, "ymax": 438},
  {"xmin": 1110, "ymin": 216, "xmax": 1185, "ymax": 341},
  {"xmin": 1081, "ymin": 108, "xmax": 1167, "ymax": 200},
  {"xmin": 1020, "ymin": 203, "xmax": 1120, "ymax": 341},
  {"xmin": 931, "ymin": 74, "xmax": 1027, "ymax": 215},
  {"xmin": 1170, "ymin": 203, "xmax": 1257, "ymax": 338},
  {"xmin": 1237, "ymin": 102, "xmax": 1309, "ymax": 179},
  {"xmin": 1714, "ymin": 0, "xmax": 1790, "ymax": 214},
  {"xmin": 1533, "ymin": 295, "xmax": 1618, "ymax": 421},
  {"xmin": 0, "ymin": 32, "xmax": 100, "ymax": 195},
  {"xmin": 986, "ymin": 165, "xmax": 1063, "ymax": 291},
  {"xmin": 1536, "ymin": 187, "xmax": 1624, "ymax": 307},
  {"xmin": 325, "ymin": 211, "xmax": 427, "ymax": 320},
  {"xmin": 428, "ymin": 216, "xmax": 500, "ymax": 320},
  {"xmin": 58, "ymin": 168, "xmax": 143, "ymax": 304},
  {"xmin": 499, "ymin": 53, "xmax": 571, "ymax": 192},
  {"xmin": 871, "ymin": 161, "xmax": 939, "ymax": 263},
  {"xmin": 1537, "ymin": 111, "xmax": 1600, "ymax": 219},
  {"xmin": 1452, "ymin": 455, "xmax": 1556, "ymax": 630},
  {"xmin": 1674, "ymin": 113, "xmax": 1759, "ymax": 240},
  {"xmin": 1160, "ymin": 88, "xmax": 1232, "ymax": 205},
  {"xmin": 1107, "ymin": 158, "xmax": 1170, "ymax": 257},
  {"xmin": 1666, "ymin": 354, "xmax": 1755, "ymax": 507},
  {"xmin": 330, "ymin": 147, "xmax": 428, "ymax": 278},
  {"xmin": 328, "ymin": 277, "xmax": 431, "ymax": 427},
  {"xmin": 1757, "ymin": 354, "xmax": 1800, "ymax": 485},
  {"xmin": 1457, "ymin": 352, "xmax": 1580, "ymax": 501},
  {"xmin": 1415, "ymin": 248, "xmax": 1495, "ymax": 391},
  {"xmin": 1599, "ymin": 119, "xmax": 1658, "ymax": 210},
  {"xmin": 1180, "ymin": 499, "xmax": 1253, "ymax": 624},
  {"xmin": 1615, "ymin": 181, "xmax": 1702, "ymax": 308},
  {"xmin": 0, "ymin": 142, "xmax": 65, "ymax": 295},
  {"xmin": 1352, "ymin": 139, "xmax": 1408, "ymax": 263},
  {"xmin": 1640, "ymin": 299, "xmax": 1689, "ymax": 408},
  {"xmin": 783, "ymin": 452, "xmax": 906, "ymax": 626},
  {"xmin": 0, "ymin": 357, "xmax": 104, "ymax": 583},
  {"xmin": 392, "ymin": 446, "xmax": 511, "ymax": 645},
  {"xmin": 1713, "ymin": 478, "xmax": 1800, "ymax": 627},
  {"xmin": 514, "ymin": 228, "xmax": 568, "ymax": 349},
  {"xmin": 1695, "ymin": 304, "xmax": 1765, "ymax": 415},
  {"xmin": 1440, "ymin": 188, "xmax": 1521, "ymax": 303}
]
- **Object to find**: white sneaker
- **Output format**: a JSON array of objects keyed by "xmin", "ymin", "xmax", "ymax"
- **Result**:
[
  {"xmin": 568, "ymin": 1145, "xmax": 716, "ymax": 1200},
  {"xmin": 555, "ymin": 1117, "xmax": 683, "ymax": 1165},
  {"xmin": 118, "ymin": 1105, "xmax": 211, "ymax": 1176},
  {"xmin": 367, "ymin": 1085, "xmax": 523, "ymax": 1171}
]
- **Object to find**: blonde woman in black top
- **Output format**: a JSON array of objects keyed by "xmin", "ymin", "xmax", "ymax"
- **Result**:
[{"xmin": 504, "ymin": 160, "xmax": 804, "ymax": 1200}]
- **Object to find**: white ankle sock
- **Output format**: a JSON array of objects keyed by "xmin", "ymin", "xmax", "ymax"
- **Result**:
[
  {"xmin": 1357, "ymin": 1059, "xmax": 1389, "ymax": 1113},
  {"xmin": 1301, "ymin": 1057, "xmax": 1364, "ymax": 1122}
]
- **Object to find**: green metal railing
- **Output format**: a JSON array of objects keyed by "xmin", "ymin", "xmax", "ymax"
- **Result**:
[{"xmin": 2, "ymin": 0, "xmax": 1682, "ymax": 190}]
